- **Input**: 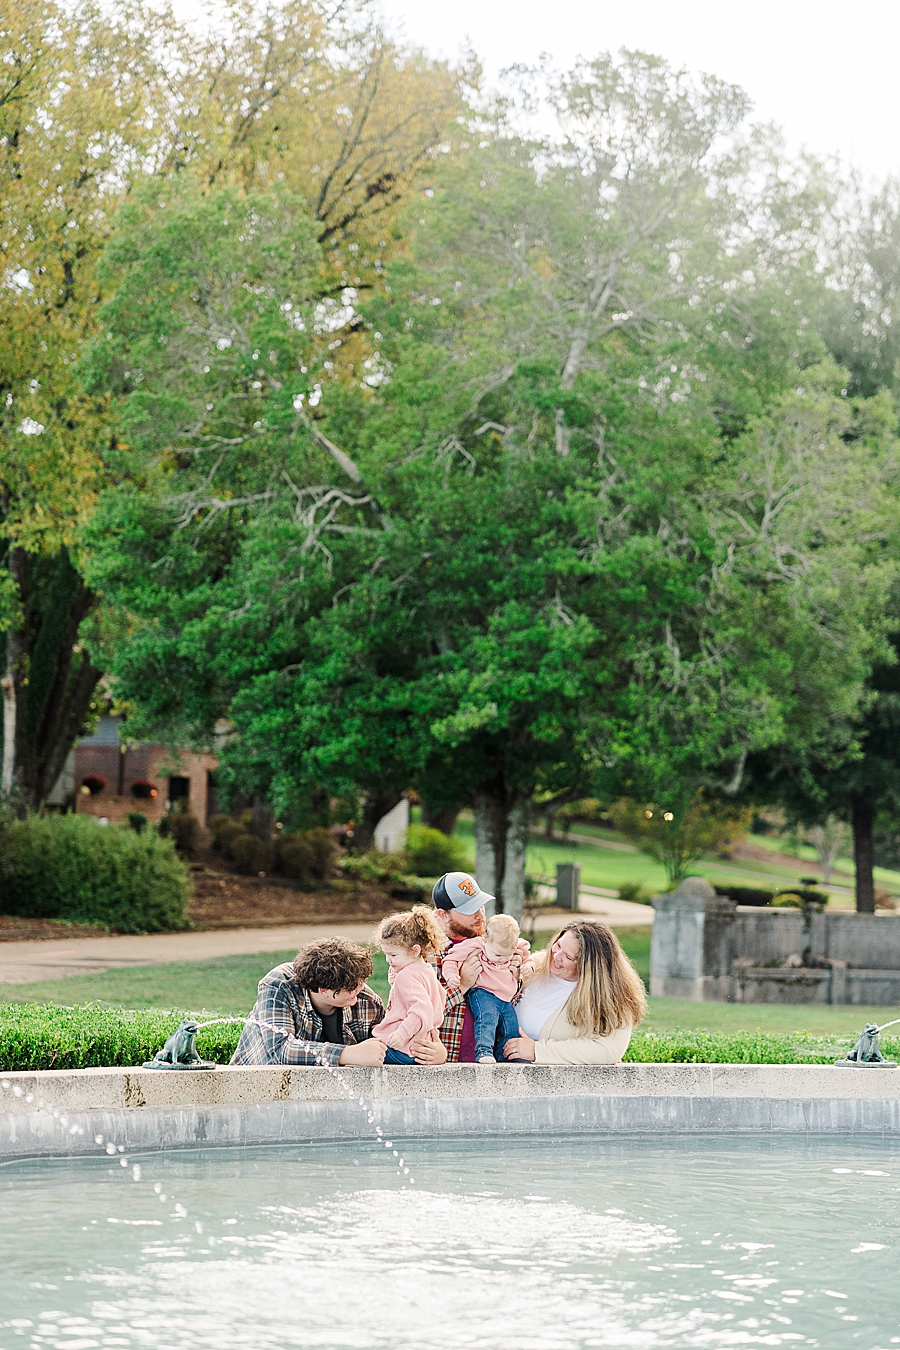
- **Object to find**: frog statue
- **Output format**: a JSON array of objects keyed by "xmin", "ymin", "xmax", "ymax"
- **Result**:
[
  {"xmin": 834, "ymin": 1022, "xmax": 897, "ymax": 1068},
  {"xmin": 143, "ymin": 1019, "xmax": 217, "ymax": 1071}
]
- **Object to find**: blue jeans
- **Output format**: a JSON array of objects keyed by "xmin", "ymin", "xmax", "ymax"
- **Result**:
[
  {"xmin": 383, "ymin": 1046, "xmax": 418, "ymax": 1065},
  {"xmin": 466, "ymin": 987, "xmax": 519, "ymax": 1061}
]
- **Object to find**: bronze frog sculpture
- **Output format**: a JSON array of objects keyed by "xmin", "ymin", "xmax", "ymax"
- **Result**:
[{"xmin": 143, "ymin": 1018, "xmax": 217, "ymax": 1070}]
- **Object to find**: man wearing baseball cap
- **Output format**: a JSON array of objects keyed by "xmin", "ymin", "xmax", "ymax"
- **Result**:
[{"xmin": 430, "ymin": 871, "xmax": 519, "ymax": 1063}]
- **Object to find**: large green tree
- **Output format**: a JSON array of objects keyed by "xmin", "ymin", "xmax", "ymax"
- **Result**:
[
  {"xmin": 0, "ymin": 0, "xmax": 161, "ymax": 803},
  {"xmin": 84, "ymin": 56, "xmax": 900, "ymax": 919},
  {"xmin": 0, "ymin": 0, "xmax": 468, "ymax": 806}
]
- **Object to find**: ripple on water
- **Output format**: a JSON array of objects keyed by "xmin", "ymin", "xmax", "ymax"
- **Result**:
[{"xmin": 2, "ymin": 1136, "xmax": 900, "ymax": 1349}]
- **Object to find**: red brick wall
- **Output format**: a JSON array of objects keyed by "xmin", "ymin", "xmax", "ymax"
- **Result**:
[{"xmin": 74, "ymin": 744, "xmax": 218, "ymax": 824}]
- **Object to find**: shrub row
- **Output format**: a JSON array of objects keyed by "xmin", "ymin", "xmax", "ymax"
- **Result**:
[
  {"xmin": 622, "ymin": 1028, "xmax": 888, "ymax": 1064},
  {"xmin": 209, "ymin": 813, "xmax": 338, "ymax": 882},
  {"xmin": 1, "ymin": 1003, "xmax": 892, "ymax": 1072},
  {"xmin": 0, "ymin": 814, "xmax": 191, "ymax": 932},
  {"xmin": 0, "ymin": 1004, "xmax": 241, "ymax": 1072},
  {"xmin": 209, "ymin": 813, "xmax": 466, "ymax": 884}
]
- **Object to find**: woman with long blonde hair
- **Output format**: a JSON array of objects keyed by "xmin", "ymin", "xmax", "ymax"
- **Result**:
[{"xmin": 502, "ymin": 920, "xmax": 646, "ymax": 1064}]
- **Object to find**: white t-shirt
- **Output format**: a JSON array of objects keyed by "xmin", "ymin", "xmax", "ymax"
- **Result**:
[{"xmin": 515, "ymin": 974, "xmax": 575, "ymax": 1041}]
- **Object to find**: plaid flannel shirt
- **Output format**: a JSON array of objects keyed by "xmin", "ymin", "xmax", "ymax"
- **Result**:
[
  {"xmin": 230, "ymin": 962, "xmax": 385, "ymax": 1067},
  {"xmin": 429, "ymin": 943, "xmax": 521, "ymax": 1062},
  {"xmin": 428, "ymin": 946, "xmax": 469, "ymax": 1062}
]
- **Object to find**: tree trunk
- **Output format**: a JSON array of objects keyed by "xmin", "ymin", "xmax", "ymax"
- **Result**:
[
  {"xmin": 354, "ymin": 788, "xmax": 404, "ymax": 852},
  {"xmin": 0, "ymin": 547, "xmax": 102, "ymax": 809},
  {"xmin": 421, "ymin": 803, "xmax": 459, "ymax": 837},
  {"xmin": 250, "ymin": 795, "xmax": 274, "ymax": 841},
  {"xmin": 852, "ymin": 794, "xmax": 876, "ymax": 913},
  {"xmin": 472, "ymin": 788, "xmax": 505, "ymax": 916},
  {"xmin": 501, "ymin": 797, "xmax": 531, "ymax": 921},
  {"xmin": 0, "ymin": 672, "xmax": 14, "ymax": 795},
  {"xmin": 472, "ymin": 786, "xmax": 533, "ymax": 921}
]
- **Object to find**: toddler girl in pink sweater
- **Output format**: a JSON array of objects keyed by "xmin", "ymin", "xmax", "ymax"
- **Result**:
[
  {"xmin": 372, "ymin": 906, "xmax": 447, "ymax": 1065},
  {"xmin": 442, "ymin": 914, "xmax": 534, "ymax": 1063}
]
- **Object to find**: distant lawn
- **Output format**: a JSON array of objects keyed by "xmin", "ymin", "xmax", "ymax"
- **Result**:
[
  {"xmin": 2, "ymin": 949, "xmax": 392, "ymax": 1013},
  {"xmin": 5, "ymin": 922, "xmax": 885, "ymax": 1041},
  {"xmin": 643, "ymin": 997, "xmax": 899, "ymax": 1037},
  {"xmin": 1, "ymin": 928, "xmax": 652, "ymax": 1014},
  {"xmin": 2, "ymin": 951, "xmax": 305, "ymax": 1015},
  {"xmin": 450, "ymin": 814, "xmax": 900, "ymax": 903}
]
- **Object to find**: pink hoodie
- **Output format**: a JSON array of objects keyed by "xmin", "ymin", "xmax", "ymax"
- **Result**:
[
  {"xmin": 441, "ymin": 936, "xmax": 534, "ymax": 1002},
  {"xmin": 372, "ymin": 960, "xmax": 446, "ymax": 1055}
]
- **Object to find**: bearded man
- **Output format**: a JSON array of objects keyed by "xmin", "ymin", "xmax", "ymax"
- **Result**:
[{"xmin": 430, "ymin": 872, "xmax": 523, "ymax": 1063}]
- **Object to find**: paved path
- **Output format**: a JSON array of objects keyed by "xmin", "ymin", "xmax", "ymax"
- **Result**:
[
  {"xmin": 0, "ymin": 923, "xmax": 380, "ymax": 985},
  {"xmin": 569, "ymin": 890, "xmax": 654, "ymax": 925},
  {"xmin": 0, "ymin": 898, "xmax": 653, "ymax": 986}
]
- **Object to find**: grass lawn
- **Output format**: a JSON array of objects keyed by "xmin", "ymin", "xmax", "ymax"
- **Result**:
[
  {"xmin": 2, "ymin": 928, "xmax": 891, "ymax": 1042},
  {"xmin": 1, "ymin": 928, "xmax": 653, "ymax": 1015},
  {"xmin": 643, "ymin": 998, "xmax": 898, "ymax": 1037},
  {"xmin": 1, "ymin": 951, "xmax": 304, "ymax": 1016},
  {"xmin": 450, "ymin": 814, "xmax": 900, "ymax": 903},
  {"xmin": 25, "ymin": 926, "xmax": 881, "ymax": 1037}
]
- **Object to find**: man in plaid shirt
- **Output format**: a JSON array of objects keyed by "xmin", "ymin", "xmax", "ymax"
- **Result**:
[
  {"xmin": 231, "ymin": 937, "xmax": 388, "ymax": 1067},
  {"xmin": 431, "ymin": 872, "xmax": 512, "ymax": 1063}
]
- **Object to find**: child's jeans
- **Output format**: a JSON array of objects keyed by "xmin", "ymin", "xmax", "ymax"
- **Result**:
[
  {"xmin": 383, "ymin": 1046, "xmax": 418, "ymax": 1065},
  {"xmin": 466, "ymin": 987, "xmax": 518, "ymax": 1060}
]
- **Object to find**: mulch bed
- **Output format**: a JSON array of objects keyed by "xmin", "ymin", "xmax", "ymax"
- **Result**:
[
  {"xmin": 0, "ymin": 867, "xmax": 420, "ymax": 942},
  {"xmin": 188, "ymin": 867, "xmax": 420, "ymax": 929},
  {"xmin": 0, "ymin": 915, "xmax": 111, "ymax": 943}
]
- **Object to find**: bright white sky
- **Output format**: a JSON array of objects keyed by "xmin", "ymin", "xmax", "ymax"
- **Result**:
[{"xmin": 377, "ymin": 0, "xmax": 900, "ymax": 185}]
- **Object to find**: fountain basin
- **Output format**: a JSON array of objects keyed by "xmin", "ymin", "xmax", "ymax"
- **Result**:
[
  {"xmin": 2, "ymin": 1134, "xmax": 899, "ymax": 1349},
  {"xmin": 3, "ymin": 1063, "xmax": 900, "ymax": 1161}
]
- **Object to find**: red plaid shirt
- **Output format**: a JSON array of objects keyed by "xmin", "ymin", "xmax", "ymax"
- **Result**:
[{"xmin": 429, "ymin": 945, "xmax": 470, "ymax": 1062}]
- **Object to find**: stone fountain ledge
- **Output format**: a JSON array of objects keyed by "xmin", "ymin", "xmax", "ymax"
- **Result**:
[{"xmin": 3, "ymin": 1063, "xmax": 900, "ymax": 1159}]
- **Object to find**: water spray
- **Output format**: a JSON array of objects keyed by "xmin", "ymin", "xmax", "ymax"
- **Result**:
[{"xmin": 171, "ymin": 1014, "xmax": 417, "ymax": 1186}]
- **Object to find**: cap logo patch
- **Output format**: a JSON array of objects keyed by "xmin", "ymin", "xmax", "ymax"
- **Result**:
[{"xmin": 458, "ymin": 878, "xmax": 477, "ymax": 896}]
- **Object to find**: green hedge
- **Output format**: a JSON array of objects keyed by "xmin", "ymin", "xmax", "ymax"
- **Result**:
[
  {"xmin": 1, "ymin": 1004, "xmax": 894, "ymax": 1072},
  {"xmin": 623, "ymin": 1028, "xmax": 893, "ymax": 1064},
  {"xmin": 0, "ymin": 1005, "xmax": 240, "ymax": 1071},
  {"xmin": 0, "ymin": 814, "xmax": 191, "ymax": 932}
]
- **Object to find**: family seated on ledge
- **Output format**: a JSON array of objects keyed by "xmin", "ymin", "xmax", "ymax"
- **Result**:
[{"xmin": 230, "ymin": 871, "xmax": 646, "ymax": 1068}]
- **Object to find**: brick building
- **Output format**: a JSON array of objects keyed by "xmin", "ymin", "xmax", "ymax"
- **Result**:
[{"xmin": 72, "ymin": 715, "xmax": 218, "ymax": 825}]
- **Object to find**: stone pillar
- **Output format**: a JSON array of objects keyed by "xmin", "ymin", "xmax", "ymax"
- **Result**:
[
  {"xmin": 650, "ymin": 878, "xmax": 737, "ymax": 1001},
  {"xmin": 556, "ymin": 863, "xmax": 581, "ymax": 911}
]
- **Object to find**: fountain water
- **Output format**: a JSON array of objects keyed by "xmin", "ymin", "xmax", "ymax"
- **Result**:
[
  {"xmin": 192, "ymin": 1014, "xmax": 415, "ymax": 1184},
  {"xmin": 0, "ymin": 1007, "xmax": 415, "ymax": 1236}
]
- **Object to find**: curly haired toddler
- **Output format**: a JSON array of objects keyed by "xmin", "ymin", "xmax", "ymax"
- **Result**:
[{"xmin": 372, "ymin": 906, "xmax": 447, "ymax": 1065}]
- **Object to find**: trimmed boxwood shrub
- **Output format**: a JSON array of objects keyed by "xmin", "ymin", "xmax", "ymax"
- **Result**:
[
  {"xmin": 230, "ymin": 834, "xmax": 274, "ymax": 874},
  {"xmin": 0, "ymin": 1004, "xmax": 240, "ymax": 1071},
  {"xmin": 279, "ymin": 827, "xmax": 337, "ymax": 883},
  {"xmin": 405, "ymin": 824, "xmax": 467, "ymax": 877},
  {"xmin": 0, "ymin": 814, "xmax": 191, "ymax": 932},
  {"xmin": 158, "ymin": 807, "xmax": 201, "ymax": 855},
  {"xmin": 717, "ymin": 885, "xmax": 776, "ymax": 906},
  {"xmin": 2, "ymin": 1004, "xmax": 897, "ymax": 1072},
  {"xmin": 209, "ymin": 813, "xmax": 337, "ymax": 884}
]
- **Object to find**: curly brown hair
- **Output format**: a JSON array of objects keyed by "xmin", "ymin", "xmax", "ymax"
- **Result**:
[
  {"xmin": 378, "ymin": 905, "xmax": 446, "ymax": 957},
  {"xmin": 292, "ymin": 938, "xmax": 373, "ymax": 993}
]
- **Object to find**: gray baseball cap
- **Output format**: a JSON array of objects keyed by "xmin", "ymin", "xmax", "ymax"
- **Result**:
[{"xmin": 432, "ymin": 871, "xmax": 495, "ymax": 916}]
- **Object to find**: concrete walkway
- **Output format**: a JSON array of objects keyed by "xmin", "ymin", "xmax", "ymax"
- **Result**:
[
  {"xmin": 0, "ymin": 898, "xmax": 653, "ymax": 986},
  {"xmin": 0, "ymin": 923, "xmax": 378, "ymax": 985}
]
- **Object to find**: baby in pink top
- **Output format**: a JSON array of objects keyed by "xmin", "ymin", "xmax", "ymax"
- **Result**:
[
  {"xmin": 372, "ymin": 906, "xmax": 447, "ymax": 1064},
  {"xmin": 442, "ymin": 914, "xmax": 534, "ymax": 1063}
]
